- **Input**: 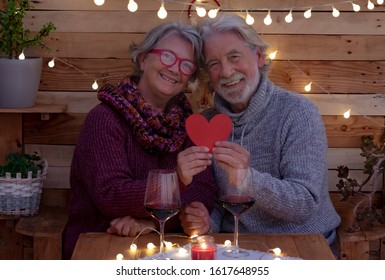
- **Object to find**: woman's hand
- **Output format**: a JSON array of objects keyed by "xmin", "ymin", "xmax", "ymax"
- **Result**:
[
  {"xmin": 177, "ymin": 146, "xmax": 212, "ymax": 185},
  {"xmin": 107, "ymin": 216, "xmax": 155, "ymax": 236},
  {"xmin": 180, "ymin": 202, "xmax": 211, "ymax": 236}
]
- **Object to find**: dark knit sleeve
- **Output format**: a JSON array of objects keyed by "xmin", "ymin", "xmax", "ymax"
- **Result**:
[{"xmin": 70, "ymin": 104, "xmax": 149, "ymax": 219}]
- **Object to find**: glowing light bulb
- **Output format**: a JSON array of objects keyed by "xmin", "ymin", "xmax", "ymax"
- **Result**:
[
  {"xmin": 304, "ymin": 8, "xmax": 312, "ymax": 19},
  {"xmin": 269, "ymin": 50, "xmax": 277, "ymax": 60},
  {"xmin": 377, "ymin": 0, "xmax": 384, "ymax": 4},
  {"xmin": 165, "ymin": 241, "xmax": 173, "ymax": 249},
  {"xmin": 224, "ymin": 240, "xmax": 231, "ymax": 246},
  {"xmin": 196, "ymin": 6, "xmax": 207, "ymax": 17},
  {"xmin": 343, "ymin": 109, "xmax": 351, "ymax": 119},
  {"xmin": 263, "ymin": 11, "xmax": 272, "ymax": 25},
  {"xmin": 332, "ymin": 6, "xmax": 340, "ymax": 17},
  {"xmin": 178, "ymin": 248, "xmax": 188, "ymax": 255},
  {"xmin": 208, "ymin": 9, "xmax": 219, "ymax": 18},
  {"xmin": 285, "ymin": 10, "xmax": 293, "ymax": 23},
  {"xmin": 245, "ymin": 12, "xmax": 254, "ymax": 25},
  {"xmin": 147, "ymin": 242, "xmax": 156, "ymax": 250},
  {"xmin": 130, "ymin": 244, "xmax": 137, "ymax": 251},
  {"xmin": 116, "ymin": 253, "xmax": 124, "ymax": 260},
  {"xmin": 272, "ymin": 247, "xmax": 282, "ymax": 256},
  {"xmin": 127, "ymin": 0, "xmax": 138, "ymax": 12},
  {"xmin": 18, "ymin": 50, "xmax": 25, "ymax": 60},
  {"xmin": 367, "ymin": 0, "xmax": 375, "ymax": 9},
  {"xmin": 157, "ymin": 2, "xmax": 167, "ymax": 19},
  {"xmin": 94, "ymin": 0, "xmax": 105, "ymax": 6},
  {"xmin": 352, "ymin": 3, "xmax": 361, "ymax": 12},
  {"xmin": 304, "ymin": 82, "xmax": 312, "ymax": 92},
  {"xmin": 92, "ymin": 80, "xmax": 99, "ymax": 90},
  {"xmin": 48, "ymin": 58, "xmax": 55, "ymax": 68}
]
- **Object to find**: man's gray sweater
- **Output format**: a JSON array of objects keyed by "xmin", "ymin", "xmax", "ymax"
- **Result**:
[{"xmin": 203, "ymin": 74, "xmax": 341, "ymax": 245}]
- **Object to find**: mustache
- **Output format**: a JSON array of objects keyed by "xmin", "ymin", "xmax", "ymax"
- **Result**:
[{"xmin": 219, "ymin": 73, "xmax": 245, "ymax": 86}]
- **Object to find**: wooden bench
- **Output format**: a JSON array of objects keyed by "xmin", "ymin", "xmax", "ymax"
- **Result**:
[
  {"xmin": 336, "ymin": 209, "xmax": 385, "ymax": 260},
  {"xmin": 15, "ymin": 205, "xmax": 67, "ymax": 260},
  {"xmin": 13, "ymin": 188, "xmax": 69, "ymax": 260},
  {"xmin": 331, "ymin": 192, "xmax": 385, "ymax": 260}
]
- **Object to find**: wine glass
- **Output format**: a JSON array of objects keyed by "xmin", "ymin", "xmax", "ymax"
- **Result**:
[
  {"xmin": 218, "ymin": 167, "xmax": 255, "ymax": 258},
  {"xmin": 144, "ymin": 169, "xmax": 181, "ymax": 259}
]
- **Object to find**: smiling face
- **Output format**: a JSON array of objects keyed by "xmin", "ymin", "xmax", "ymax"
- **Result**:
[
  {"xmin": 138, "ymin": 33, "xmax": 195, "ymax": 112},
  {"xmin": 204, "ymin": 31, "xmax": 265, "ymax": 113}
]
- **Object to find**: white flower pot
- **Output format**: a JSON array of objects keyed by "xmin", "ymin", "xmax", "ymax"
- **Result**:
[{"xmin": 0, "ymin": 57, "xmax": 42, "ymax": 108}]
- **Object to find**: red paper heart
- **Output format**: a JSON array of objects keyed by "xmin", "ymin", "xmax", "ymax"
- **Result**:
[{"xmin": 186, "ymin": 114, "xmax": 232, "ymax": 152}]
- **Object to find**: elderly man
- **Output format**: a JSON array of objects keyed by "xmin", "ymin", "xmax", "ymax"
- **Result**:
[{"xmin": 178, "ymin": 14, "xmax": 341, "ymax": 257}]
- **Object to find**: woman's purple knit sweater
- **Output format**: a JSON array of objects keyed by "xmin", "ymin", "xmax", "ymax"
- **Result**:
[{"xmin": 62, "ymin": 103, "xmax": 216, "ymax": 259}]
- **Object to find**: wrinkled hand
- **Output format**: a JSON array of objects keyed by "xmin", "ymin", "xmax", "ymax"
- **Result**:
[
  {"xmin": 177, "ymin": 146, "xmax": 212, "ymax": 185},
  {"xmin": 180, "ymin": 202, "xmax": 211, "ymax": 236},
  {"xmin": 107, "ymin": 216, "xmax": 155, "ymax": 236},
  {"xmin": 212, "ymin": 141, "xmax": 250, "ymax": 186}
]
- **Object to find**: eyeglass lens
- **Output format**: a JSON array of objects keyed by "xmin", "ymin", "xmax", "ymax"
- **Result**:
[{"xmin": 158, "ymin": 50, "xmax": 195, "ymax": 75}]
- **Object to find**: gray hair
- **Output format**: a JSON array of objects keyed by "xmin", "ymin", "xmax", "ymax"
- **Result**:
[
  {"xmin": 131, "ymin": 21, "xmax": 202, "ymax": 80},
  {"xmin": 197, "ymin": 14, "xmax": 270, "ymax": 74}
]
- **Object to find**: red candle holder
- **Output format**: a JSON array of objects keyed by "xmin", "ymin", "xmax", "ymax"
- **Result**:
[{"xmin": 190, "ymin": 236, "xmax": 217, "ymax": 260}]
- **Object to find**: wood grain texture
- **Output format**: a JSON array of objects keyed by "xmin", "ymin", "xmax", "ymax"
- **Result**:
[
  {"xmin": 27, "ymin": 33, "xmax": 385, "ymax": 60},
  {"xmin": 24, "ymin": 10, "xmax": 385, "ymax": 35},
  {"xmin": 0, "ymin": 114, "xmax": 23, "ymax": 164},
  {"xmin": 71, "ymin": 232, "xmax": 335, "ymax": 260},
  {"xmin": 36, "ymin": 59, "xmax": 385, "ymax": 93}
]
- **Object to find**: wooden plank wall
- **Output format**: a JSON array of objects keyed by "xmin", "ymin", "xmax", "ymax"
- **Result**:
[{"xmin": 2, "ymin": 0, "xmax": 384, "ymax": 203}]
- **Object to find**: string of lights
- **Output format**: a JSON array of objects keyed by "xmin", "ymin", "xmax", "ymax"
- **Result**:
[
  {"xmin": 113, "ymin": 226, "xmax": 284, "ymax": 260},
  {"xmin": 38, "ymin": 0, "xmax": 384, "ymax": 125},
  {"xmin": 45, "ymin": 50, "xmax": 385, "ymax": 126},
  {"xmin": 92, "ymin": 0, "xmax": 385, "ymax": 25}
]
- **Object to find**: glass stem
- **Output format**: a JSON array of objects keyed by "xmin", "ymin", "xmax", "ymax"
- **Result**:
[
  {"xmin": 159, "ymin": 220, "xmax": 165, "ymax": 256},
  {"xmin": 233, "ymin": 214, "xmax": 239, "ymax": 253}
]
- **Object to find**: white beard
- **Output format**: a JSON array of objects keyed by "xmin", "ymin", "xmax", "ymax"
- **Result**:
[{"xmin": 214, "ymin": 67, "xmax": 260, "ymax": 106}]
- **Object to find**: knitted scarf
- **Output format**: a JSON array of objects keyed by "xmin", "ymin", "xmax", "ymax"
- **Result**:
[{"xmin": 97, "ymin": 76, "xmax": 192, "ymax": 153}]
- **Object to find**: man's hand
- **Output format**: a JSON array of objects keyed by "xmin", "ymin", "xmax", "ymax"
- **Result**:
[
  {"xmin": 212, "ymin": 141, "xmax": 250, "ymax": 186},
  {"xmin": 180, "ymin": 202, "xmax": 211, "ymax": 236}
]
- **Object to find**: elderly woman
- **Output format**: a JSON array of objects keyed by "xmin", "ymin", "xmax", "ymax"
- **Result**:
[{"xmin": 62, "ymin": 21, "xmax": 216, "ymax": 259}]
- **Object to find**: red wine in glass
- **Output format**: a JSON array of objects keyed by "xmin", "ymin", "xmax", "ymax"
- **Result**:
[
  {"xmin": 219, "ymin": 195, "xmax": 255, "ymax": 216},
  {"xmin": 144, "ymin": 169, "xmax": 181, "ymax": 259},
  {"xmin": 145, "ymin": 202, "xmax": 180, "ymax": 221},
  {"xmin": 217, "ymin": 167, "xmax": 255, "ymax": 258}
]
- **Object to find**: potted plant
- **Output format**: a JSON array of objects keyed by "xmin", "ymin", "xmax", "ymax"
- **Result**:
[
  {"xmin": 336, "ymin": 136, "xmax": 385, "ymax": 232},
  {"xmin": 0, "ymin": 0, "xmax": 56, "ymax": 108},
  {"xmin": 0, "ymin": 151, "xmax": 48, "ymax": 216}
]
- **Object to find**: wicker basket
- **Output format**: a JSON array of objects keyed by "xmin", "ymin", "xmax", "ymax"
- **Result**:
[{"xmin": 0, "ymin": 160, "xmax": 48, "ymax": 216}]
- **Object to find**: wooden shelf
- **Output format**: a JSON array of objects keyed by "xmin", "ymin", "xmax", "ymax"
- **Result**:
[
  {"xmin": 0, "ymin": 104, "xmax": 67, "ymax": 114},
  {"xmin": 0, "ymin": 104, "xmax": 68, "ymax": 162}
]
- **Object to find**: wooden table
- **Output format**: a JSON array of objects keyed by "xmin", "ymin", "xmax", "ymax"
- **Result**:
[{"xmin": 71, "ymin": 232, "xmax": 335, "ymax": 260}]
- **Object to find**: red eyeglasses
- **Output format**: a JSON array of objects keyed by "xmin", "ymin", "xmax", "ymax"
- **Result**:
[{"xmin": 149, "ymin": 49, "xmax": 197, "ymax": 76}]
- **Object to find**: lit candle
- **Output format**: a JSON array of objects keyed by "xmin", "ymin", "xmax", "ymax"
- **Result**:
[{"xmin": 190, "ymin": 236, "xmax": 217, "ymax": 260}]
